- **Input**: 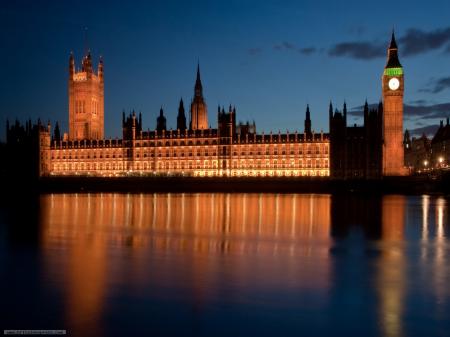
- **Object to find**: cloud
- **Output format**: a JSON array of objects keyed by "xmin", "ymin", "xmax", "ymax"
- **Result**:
[
  {"xmin": 399, "ymin": 27, "xmax": 450, "ymax": 56},
  {"xmin": 408, "ymin": 124, "xmax": 439, "ymax": 137},
  {"xmin": 328, "ymin": 26, "xmax": 450, "ymax": 60},
  {"xmin": 408, "ymin": 99, "xmax": 428, "ymax": 105},
  {"xmin": 298, "ymin": 47, "xmax": 316, "ymax": 55},
  {"xmin": 348, "ymin": 101, "xmax": 450, "ymax": 120},
  {"xmin": 282, "ymin": 41, "xmax": 296, "ymax": 50},
  {"xmin": 404, "ymin": 102, "xmax": 450, "ymax": 119},
  {"xmin": 248, "ymin": 47, "xmax": 263, "ymax": 56},
  {"xmin": 273, "ymin": 42, "xmax": 317, "ymax": 55},
  {"xmin": 328, "ymin": 41, "xmax": 385, "ymax": 59},
  {"xmin": 348, "ymin": 103, "xmax": 380, "ymax": 116},
  {"xmin": 420, "ymin": 76, "xmax": 450, "ymax": 94}
]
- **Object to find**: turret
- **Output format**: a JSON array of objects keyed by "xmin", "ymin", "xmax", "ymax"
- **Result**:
[
  {"xmin": 53, "ymin": 122, "xmax": 61, "ymax": 142},
  {"xmin": 98, "ymin": 56, "xmax": 103, "ymax": 81},
  {"xmin": 329, "ymin": 101, "xmax": 333, "ymax": 121},
  {"xmin": 195, "ymin": 63, "xmax": 203, "ymax": 97},
  {"xmin": 157, "ymin": 107, "xmax": 167, "ymax": 132},
  {"xmin": 82, "ymin": 50, "xmax": 93, "ymax": 74},
  {"xmin": 403, "ymin": 129, "xmax": 411, "ymax": 148},
  {"xmin": 68, "ymin": 49, "xmax": 104, "ymax": 140},
  {"xmin": 190, "ymin": 63, "xmax": 208, "ymax": 130},
  {"xmin": 177, "ymin": 98, "xmax": 187, "ymax": 130},
  {"xmin": 69, "ymin": 52, "xmax": 75, "ymax": 78},
  {"xmin": 364, "ymin": 99, "xmax": 369, "ymax": 124},
  {"xmin": 304, "ymin": 104, "xmax": 312, "ymax": 138}
]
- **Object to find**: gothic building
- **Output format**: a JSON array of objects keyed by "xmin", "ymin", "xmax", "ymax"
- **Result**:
[
  {"xmin": 6, "ymin": 32, "xmax": 409, "ymax": 180},
  {"xmin": 190, "ymin": 64, "xmax": 208, "ymax": 130},
  {"xmin": 37, "ymin": 61, "xmax": 329, "ymax": 177},
  {"xmin": 68, "ymin": 51, "xmax": 104, "ymax": 140},
  {"xmin": 404, "ymin": 130, "xmax": 431, "ymax": 172},
  {"xmin": 329, "ymin": 101, "xmax": 383, "ymax": 178},
  {"xmin": 430, "ymin": 119, "xmax": 450, "ymax": 167},
  {"xmin": 381, "ymin": 32, "xmax": 407, "ymax": 175},
  {"xmin": 329, "ymin": 31, "xmax": 406, "ymax": 179}
]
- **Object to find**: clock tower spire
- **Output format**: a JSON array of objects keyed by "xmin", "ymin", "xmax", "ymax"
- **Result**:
[{"xmin": 382, "ymin": 30, "xmax": 407, "ymax": 176}]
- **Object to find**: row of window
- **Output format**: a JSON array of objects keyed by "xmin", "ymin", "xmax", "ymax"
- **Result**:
[
  {"xmin": 52, "ymin": 159, "xmax": 329, "ymax": 172},
  {"xmin": 52, "ymin": 148, "xmax": 329, "ymax": 160}
]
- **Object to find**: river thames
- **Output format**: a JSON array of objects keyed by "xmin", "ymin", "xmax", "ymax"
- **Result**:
[{"xmin": 1, "ymin": 193, "xmax": 449, "ymax": 336}]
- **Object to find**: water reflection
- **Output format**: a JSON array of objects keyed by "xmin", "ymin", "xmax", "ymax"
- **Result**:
[
  {"xmin": 7, "ymin": 193, "xmax": 445, "ymax": 336},
  {"xmin": 40, "ymin": 193, "xmax": 333, "ymax": 335},
  {"xmin": 378, "ymin": 196, "xmax": 406, "ymax": 337},
  {"xmin": 42, "ymin": 193, "xmax": 332, "ymax": 253}
]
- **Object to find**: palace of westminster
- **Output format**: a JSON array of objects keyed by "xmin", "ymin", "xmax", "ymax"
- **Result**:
[{"xmin": 6, "ymin": 33, "xmax": 409, "ymax": 179}]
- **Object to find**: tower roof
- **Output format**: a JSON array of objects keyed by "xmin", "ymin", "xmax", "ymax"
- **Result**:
[
  {"xmin": 386, "ymin": 30, "xmax": 402, "ymax": 68},
  {"xmin": 196, "ymin": 63, "xmax": 201, "ymax": 82},
  {"xmin": 194, "ymin": 63, "xmax": 203, "ymax": 96},
  {"xmin": 389, "ymin": 30, "xmax": 398, "ymax": 49}
]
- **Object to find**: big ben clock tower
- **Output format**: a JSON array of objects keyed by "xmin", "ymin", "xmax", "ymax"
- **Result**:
[{"xmin": 382, "ymin": 31, "xmax": 407, "ymax": 176}]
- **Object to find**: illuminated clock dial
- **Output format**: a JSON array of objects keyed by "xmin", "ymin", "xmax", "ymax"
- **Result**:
[{"xmin": 388, "ymin": 77, "xmax": 400, "ymax": 91}]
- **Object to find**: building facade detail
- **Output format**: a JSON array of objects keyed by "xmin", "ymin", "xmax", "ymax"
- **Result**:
[
  {"xmin": 68, "ymin": 51, "xmax": 104, "ymax": 140},
  {"xmin": 382, "ymin": 32, "xmax": 407, "ymax": 175},
  {"xmin": 7, "ymin": 33, "xmax": 412, "ymax": 179}
]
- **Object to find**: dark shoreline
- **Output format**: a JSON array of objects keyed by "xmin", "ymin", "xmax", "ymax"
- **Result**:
[{"xmin": 5, "ymin": 174, "xmax": 449, "ymax": 195}]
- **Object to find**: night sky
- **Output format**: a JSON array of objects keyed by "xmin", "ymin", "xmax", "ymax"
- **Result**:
[{"xmin": 1, "ymin": 0, "xmax": 450, "ymax": 141}]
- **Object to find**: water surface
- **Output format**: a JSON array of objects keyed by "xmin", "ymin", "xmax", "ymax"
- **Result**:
[{"xmin": 1, "ymin": 193, "xmax": 449, "ymax": 337}]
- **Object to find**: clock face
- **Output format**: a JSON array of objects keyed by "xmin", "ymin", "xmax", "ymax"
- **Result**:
[{"xmin": 388, "ymin": 77, "xmax": 400, "ymax": 91}]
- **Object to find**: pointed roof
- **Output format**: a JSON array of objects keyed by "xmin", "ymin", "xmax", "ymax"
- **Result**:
[
  {"xmin": 389, "ymin": 29, "xmax": 398, "ymax": 50},
  {"xmin": 196, "ymin": 63, "xmax": 201, "ymax": 82},
  {"xmin": 386, "ymin": 30, "xmax": 402, "ymax": 68},
  {"xmin": 194, "ymin": 63, "xmax": 203, "ymax": 97},
  {"xmin": 178, "ymin": 98, "xmax": 185, "ymax": 116},
  {"xmin": 306, "ymin": 104, "xmax": 310, "ymax": 119}
]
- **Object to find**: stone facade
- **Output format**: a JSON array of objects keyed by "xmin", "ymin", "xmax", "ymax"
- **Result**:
[
  {"xmin": 430, "ymin": 119, "xmax": 450, "ymax": 168},
  {"xmin": 404, "ymin": 131, "xmax": 431, "ymax": 172},
  {"xmin": 329, "ymin": 101, "xmax": 383, "ymax": 179},
  {"xmin": 382, "ymin": 32, "xmax": 407, "ymax": 176},
  {"xmin": 68, "ymin": 51, "xmax": 104, "ymax": 140},
  {"xmin": 48, "ymin": 109, "xmax": 329, "ymax": 178}
]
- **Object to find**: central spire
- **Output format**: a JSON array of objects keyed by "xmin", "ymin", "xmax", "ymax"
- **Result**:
[
  {"xmin": 190, "ymin": 62, "xmax": 208, "ymax": 130},
  {"xmin": 195, "ymin": 63, "xmax": 203, "ymax": 97}
]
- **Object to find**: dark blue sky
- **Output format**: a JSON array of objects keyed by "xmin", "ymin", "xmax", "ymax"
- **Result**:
[{"xmin": 1, "ymin": 0, "xmax": 450, "ymax": 141}]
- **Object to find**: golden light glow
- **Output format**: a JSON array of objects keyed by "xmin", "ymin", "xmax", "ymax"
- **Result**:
[
  {"xmin": 44, "ymin": 135, "xmax": 330, "ymax": 177},
  {"xmin": 40, "ymin": 193, "xmax": 332, "ymax": 294}
]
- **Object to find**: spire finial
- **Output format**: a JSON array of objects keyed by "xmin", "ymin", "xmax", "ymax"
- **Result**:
[
  {"xmin": 84, "ymin": 26, "xmax": 89, "ymax": 57},
  {"xmin": 194, "ymin": 61, "xmax": 203, "ymax": 97},
  {"xmin": 389, "ymin": 28, "xmax": 398, "ymax": 49},
  {"xmin": 197, "ymin": 61, "xmax": 200, "ymax": 81}
]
